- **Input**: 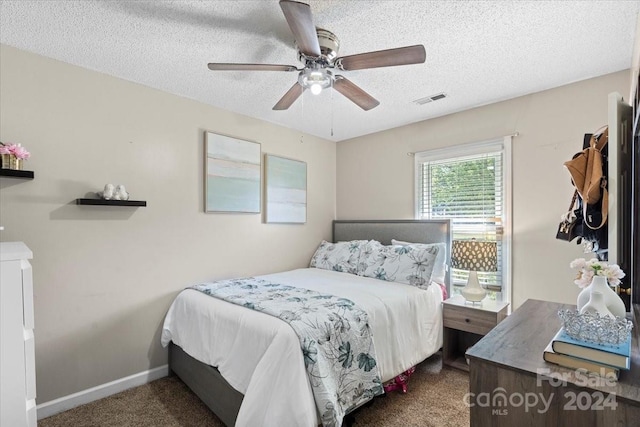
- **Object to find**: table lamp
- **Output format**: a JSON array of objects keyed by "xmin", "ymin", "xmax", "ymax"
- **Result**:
[{"xmin": 451, "ymin": 239, "xmax": 498, "ymax": 303}]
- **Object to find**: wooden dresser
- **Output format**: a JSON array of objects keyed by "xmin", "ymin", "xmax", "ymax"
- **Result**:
[
  {"xmin": 1, "ymin": 242, "xmax": 37, "ymax": 427},
  {"xmin": 466, "ymin": 299, "xmax": 640, "ymax": 427}
]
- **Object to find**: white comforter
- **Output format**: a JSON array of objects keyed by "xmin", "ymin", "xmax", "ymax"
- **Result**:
[{"xmin": 161, "ymin": 268, "xmax": 443, "ymax": 427}]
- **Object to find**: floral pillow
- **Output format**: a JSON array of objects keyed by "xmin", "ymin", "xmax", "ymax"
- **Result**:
[
  {"xmin": 356, "ymin": 240, "xmax": 386, "ymax": 275},
  {"xmin": 359, "ymin": 241, "xmax": 440, "ymax": 290},
  {"xmin": 309, "ymin": 240, "xmax": 367, "ymax": 274},
  {"xmin": 391, "ymin": 240, "xmax": 447, "ymax": 285}
]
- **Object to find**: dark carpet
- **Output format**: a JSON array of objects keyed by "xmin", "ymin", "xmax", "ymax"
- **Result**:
[{"xmin": 39, "ymin": 353, "xmax": 470, "ymax": 427}]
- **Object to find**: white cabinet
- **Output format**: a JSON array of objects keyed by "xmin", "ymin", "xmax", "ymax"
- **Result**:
[{"xmin": 1, "ymin": 242, "xmax": 37, "ymax": 427}]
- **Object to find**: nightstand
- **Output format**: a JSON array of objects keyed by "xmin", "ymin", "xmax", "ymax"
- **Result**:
[{"xmin": 442, "ymin": 295, "xmax": 509, "ymax": 371}]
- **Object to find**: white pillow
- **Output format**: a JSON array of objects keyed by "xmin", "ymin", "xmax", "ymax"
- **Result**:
[
  {"xmin": 309, "ymin": 240, "xmax": 367, "ymax": 275},
  {"xmin": 391, "ymin": 239, "xmax": 447, "ymax": 285},
  {"xmin": 360, "ymin": 241, "xmax": 440, "ymax": 290}
]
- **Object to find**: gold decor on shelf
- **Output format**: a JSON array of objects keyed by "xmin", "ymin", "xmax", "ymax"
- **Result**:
[
  {"xmin": 1, "ymin": 154, "xmax": 11, "ymax": 169},
  {"xmin": 9, "ymin": 157, "xmax": 23, "ymax": 170},
  {"xmin": 0, "ymin": 142, "xmax": 30, "ymax": 170}
]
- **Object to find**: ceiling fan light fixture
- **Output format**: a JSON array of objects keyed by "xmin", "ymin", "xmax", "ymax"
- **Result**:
[
  {"xmin": 298, "ymin": 67, "xmax": 332, "ymax": 95},
  {"xmin": 310, "ymin": 83, "xmax": 323, "ymax": 95}
]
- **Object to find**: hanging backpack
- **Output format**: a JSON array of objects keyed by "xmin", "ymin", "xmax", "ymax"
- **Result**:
[{"xmin": 563, "ymin": 126, "xmax": 608, "ymax": 230}]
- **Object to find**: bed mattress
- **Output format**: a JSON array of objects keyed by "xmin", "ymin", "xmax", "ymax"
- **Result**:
[{"xmin": 161, "ymin": 268, "xmax": 443, "ymax": 427}]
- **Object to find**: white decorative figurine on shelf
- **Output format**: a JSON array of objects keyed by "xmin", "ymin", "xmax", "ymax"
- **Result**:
[
  {"xmin": 97, "ymin": 183, "xmax": 130, "ymax": 201},
  {"xmin": 97, "ymin": 184, "xmax": 116, "ymax": 200},
  {"xmin": 113, "ymin": 185, "xmax": 130, "ymax": 201}
]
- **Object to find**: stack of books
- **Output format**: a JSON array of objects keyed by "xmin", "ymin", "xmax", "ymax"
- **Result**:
[{"xmin": 543, "ymin": 327, "xmax": 631, "ymax": 379}]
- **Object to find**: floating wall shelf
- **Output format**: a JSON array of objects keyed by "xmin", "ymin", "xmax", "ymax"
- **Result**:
[
  {"xmin": 0, "ymin": 169, "xmax": 34, "ymax": 179},
  {"xmin": 76, "ymin": 199, "xmax": 147, "ymax": 207}
]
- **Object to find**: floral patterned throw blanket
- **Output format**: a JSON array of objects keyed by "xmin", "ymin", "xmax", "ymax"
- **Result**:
[{"xmin": 191, "ymin": 277, "xmax": 383, "ymax": 427}]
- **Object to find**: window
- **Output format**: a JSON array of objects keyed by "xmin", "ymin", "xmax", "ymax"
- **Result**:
[{"xmin": 415, "ymin": 138, "xmax": 512, "ymax": 302}]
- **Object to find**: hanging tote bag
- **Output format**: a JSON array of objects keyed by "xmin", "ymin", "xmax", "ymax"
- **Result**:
[
  {"xmin": 563, "ymin": 126, "xmax": 608, "ymax": 230},
  {"xmin": 563, "ymin": 126, "xmax": 608, "ymax": 203}
]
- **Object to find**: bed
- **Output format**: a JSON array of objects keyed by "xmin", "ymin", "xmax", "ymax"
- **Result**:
[{"xmin": 161, "ymin": 219, "xmax": 451, "ymax": 426}]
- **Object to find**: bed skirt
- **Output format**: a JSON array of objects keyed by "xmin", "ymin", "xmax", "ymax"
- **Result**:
[{"xmin": 169, "ymin": 342, "xmax": 243, "ymax": 426}]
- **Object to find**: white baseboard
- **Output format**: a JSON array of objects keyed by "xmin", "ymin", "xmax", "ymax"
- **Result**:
[{"xmin": 36, "ymin": 364, "xmax": 169, "ymax": 420}]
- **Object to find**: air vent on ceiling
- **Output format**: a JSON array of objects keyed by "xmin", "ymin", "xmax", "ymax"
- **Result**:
[{"xmin": 413, "ymin": 92, "xmax": 447, "ymax": 105}]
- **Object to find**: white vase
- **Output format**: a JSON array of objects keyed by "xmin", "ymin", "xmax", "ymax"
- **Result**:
[
  {"xmin": 579, "ymin": 291, "xmax": 614, "ymax": 318},
  {"xmin": 576, "ymin": 275, "xmax": 626, "ymax": 318}
]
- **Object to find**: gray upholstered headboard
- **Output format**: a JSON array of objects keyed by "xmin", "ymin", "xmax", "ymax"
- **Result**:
[{"xmin": 332, "ymin": 219, "xmax": 452, "ymax": 292}]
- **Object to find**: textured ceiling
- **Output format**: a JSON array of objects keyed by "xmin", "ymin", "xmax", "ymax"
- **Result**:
[{"xmin": 1, "ymin": 1, "xmax": 639, "ymax": 142}]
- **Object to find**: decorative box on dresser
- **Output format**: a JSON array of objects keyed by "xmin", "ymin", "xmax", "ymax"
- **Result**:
[
  {"xmin": 466, "ymin": 299, "xmax": 640, "ymax": 427},
  {"xmin": 442, "ymin": 295, "xmax": 509, "ymax": 371},
  {"xmin": 1, "ymin": 242, "xmax": 37, "ymax": 427}
]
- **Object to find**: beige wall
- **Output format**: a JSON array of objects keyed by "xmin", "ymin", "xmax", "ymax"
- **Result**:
[
  {"xmin": 1, "ymin": 41, "xmax": 630, "ymax": 404},
  {"xmin": 337, "ymin": 70, "xmax": 629, "ymax": 311},
  {"xmin": 0, "ymin": 45, "xmax": 336, "ymax": 403}
]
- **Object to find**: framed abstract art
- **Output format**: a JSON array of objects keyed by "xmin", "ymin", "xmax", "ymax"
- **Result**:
[
  {"xmin": 264, "ymin": 154, "xmax": 307, "ymax": 223},
  {"xmin": 205, "ymin": 131, "xmax": 261, "ymax": 213}
]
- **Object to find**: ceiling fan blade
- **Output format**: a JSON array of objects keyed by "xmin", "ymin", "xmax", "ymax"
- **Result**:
[
  {"xmin": 279, "ymin": 0, "xmax": 321, "ymax": 57},
  {"xmin": 208, "ymin": 63, "xmax": 298, "ymax": 72},
  {"xmin": 273, "ymin": 83, "xmax": 305, "ymax": 110},
  {"xmin": 336, "ymin": 45, "xmax": 426, "ymax": 71},
  {"xmin": 333, "ymin": 76, "xmax": 380, "ymax": 111}
]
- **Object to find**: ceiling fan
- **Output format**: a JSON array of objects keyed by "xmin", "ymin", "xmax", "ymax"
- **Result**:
[{"xmin": 207, "ymin": 0, "xmax": 426, "ymax": 111}]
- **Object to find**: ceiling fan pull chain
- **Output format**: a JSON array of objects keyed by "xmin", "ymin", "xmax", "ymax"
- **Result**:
[
  {"xmin": 331, "ymin": 79, "xmax": 334, "ymax": 137},
  {"xmin": 300, "ymin": 87, "xmax": 305, "ymax": 143}
]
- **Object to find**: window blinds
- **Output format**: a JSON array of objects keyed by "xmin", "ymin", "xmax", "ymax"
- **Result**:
[{"xmin": 416, "ymin": 144, "xmax": 505, "ymax": 292}]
